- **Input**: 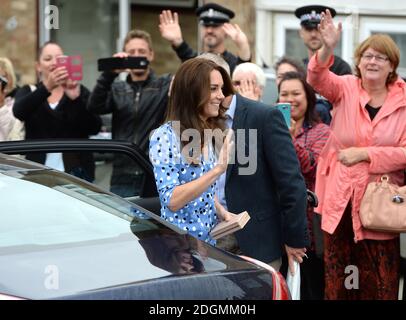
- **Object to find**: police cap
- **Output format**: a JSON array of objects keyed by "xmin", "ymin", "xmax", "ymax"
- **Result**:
[
  {"xmin": 196, "ymin": 3, "xmax": 235, "ymax": 27},
  {"xmin": 295, "ymin": 5, "xmax": 336, "ymax": 29}
]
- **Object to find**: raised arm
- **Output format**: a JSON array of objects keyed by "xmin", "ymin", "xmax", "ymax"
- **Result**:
[
  {"xmin": 317, "ymin": 9, "xmax": 342, "ymax": 65},
  {"xmin": 159, "ymin": 10, "xmax": 184, "ymax": 48},
  {"xmin": 222, "ymin": 23, "xmax": 251, "ymax": 62},
  {"xmin": 307, "ymin": 10, "xmax": 346, "ymax": 104},
  {"xmin": 150, "ymin": 126, "xmax": 234, "ymax": 212},
  {"xmin": 159, "ymin": 10, "xmax": 197, "ymax": 62}
]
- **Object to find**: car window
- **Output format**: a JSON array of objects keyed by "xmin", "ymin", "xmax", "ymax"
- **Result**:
[
  {"xmin": 0, "ymin": 154, "xmax": 250, "ymax": 299},
  {"xmin": 8, "ymin": 151, "xmax": 157, "ymax": 200},
  {"xmin": 0, "ymin": 169, "xmax": 162, "ymax": 247}
]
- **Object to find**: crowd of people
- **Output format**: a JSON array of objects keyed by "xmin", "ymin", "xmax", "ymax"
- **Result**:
[{"xmin": 1, "ymin": 2, "xmax": 406, "ymax": 300}]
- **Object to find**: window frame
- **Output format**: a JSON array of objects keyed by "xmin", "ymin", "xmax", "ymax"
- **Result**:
[{"xmin": 359, "ymin": 16, "xmax": 406, "ymax": 75}]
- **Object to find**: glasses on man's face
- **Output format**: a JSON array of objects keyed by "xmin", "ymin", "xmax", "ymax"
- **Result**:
[{"xmin": 361, "ymin": 53, "xmax": 389, "ymax": 63}]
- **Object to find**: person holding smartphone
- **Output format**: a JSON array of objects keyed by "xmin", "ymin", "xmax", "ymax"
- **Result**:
[
  {"xmin": 13, "ymin": 41, "xmax": 101, "ymax": 181},
  {"xmin": 278, "ymin": 71, "xmax": 330, "ymax": 300},
  {"xmin": 87, "ymin": 29, "xmax": 173, "ymax": 198}
]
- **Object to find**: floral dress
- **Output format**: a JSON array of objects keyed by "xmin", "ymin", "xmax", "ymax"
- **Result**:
[{"xmin": 149, "ymin": 122, "xmax": 218, "ymax": 245}]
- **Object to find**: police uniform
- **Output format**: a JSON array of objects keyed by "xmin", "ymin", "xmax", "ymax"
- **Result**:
[
  {"xmin": 296, "ymin": 5, "xmax": 352, "ymax": 126},
  {"xmin": 295, "ymin": 5, "xmax": 352, "ymax": 76},
  {"xmin": 172, "ymin": 3, "xmax": 250, "ymax": 74}
]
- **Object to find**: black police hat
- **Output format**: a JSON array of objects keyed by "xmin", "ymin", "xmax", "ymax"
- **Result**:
[
  {"xmin": 195, "ymin": 3, "xmax": 235, "ymax": 27},
  {"xmin": 295, "ymin": 5, "xmax": 336, "ymax": 29}
]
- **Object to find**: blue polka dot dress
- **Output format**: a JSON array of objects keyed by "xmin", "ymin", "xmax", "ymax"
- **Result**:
[{"xmin": 149, "ymin": 122, "xmax": 218, "ymax": 245}]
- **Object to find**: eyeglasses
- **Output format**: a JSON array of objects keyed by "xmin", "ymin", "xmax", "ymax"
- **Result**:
[{"xmin": 361, "ymin": 53, "xmax": 389, "ymax": 63}]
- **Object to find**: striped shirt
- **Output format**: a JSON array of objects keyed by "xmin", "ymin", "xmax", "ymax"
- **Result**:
[
  {"xmin": 293, "ymin": 122, "xmax": 330, "ymax": 192},
  {"xmin": 293, "ymin": 121, "xmax": 330, "ymax": 250}
]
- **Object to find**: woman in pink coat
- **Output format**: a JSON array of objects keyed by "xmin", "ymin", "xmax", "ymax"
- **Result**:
[{"xmin": 307, "ymin": 9, "xmax": 406, "ymax": 299}]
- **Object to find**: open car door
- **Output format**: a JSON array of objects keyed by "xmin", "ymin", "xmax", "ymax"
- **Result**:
[{"xmin": 0, "ymin": 139, "xmax": 161, "ymax": 215}]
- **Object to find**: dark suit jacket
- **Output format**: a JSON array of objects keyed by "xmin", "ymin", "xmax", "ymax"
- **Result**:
[{"xmin": 225, "ymin": 94, "xmax": 309, "ymax": 263}]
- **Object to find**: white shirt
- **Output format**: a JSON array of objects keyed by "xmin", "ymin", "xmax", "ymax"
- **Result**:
[{"xmin": 45, "ymin": 101, "xmax": 65, "ymax": 171}]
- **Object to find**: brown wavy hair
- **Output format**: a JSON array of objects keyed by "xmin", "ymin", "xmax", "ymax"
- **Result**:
[
  {"xmin": 166, "ymin": 58, "xmax": 234, "ymax": 149},
  {"xmin": 354, "ymin": 34, "xmax": 400, "ymax": 85}
]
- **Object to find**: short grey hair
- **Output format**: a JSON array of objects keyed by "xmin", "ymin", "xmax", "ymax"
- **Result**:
[
  {"xmin": 197, "ymin": 52, "xmax": 230, "ymax": 76},
  {"xmin": 233, "ymin": 62, "xmax": 266, "ymax": 88}
]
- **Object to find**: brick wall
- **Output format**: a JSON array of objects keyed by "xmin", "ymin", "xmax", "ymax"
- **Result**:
[{"xmin": 0, "ymin": 0, "xmax": 37, "ymax": 85}]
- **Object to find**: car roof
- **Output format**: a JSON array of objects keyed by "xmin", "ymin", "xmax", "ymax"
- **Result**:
[{"xmin": 0, "ymin": 153, "xmax": 48, "ymax": 172}]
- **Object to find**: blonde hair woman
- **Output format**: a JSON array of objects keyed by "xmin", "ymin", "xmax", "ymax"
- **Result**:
[{"xmin": 0, "ymin": 57, "xmax": 24, "ymax": 141}]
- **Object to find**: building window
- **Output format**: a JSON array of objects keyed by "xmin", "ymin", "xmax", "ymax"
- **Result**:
[
  {"xmin": 272, "ymin": 13, "xmax": 346, "ymax": 64},
  {"xmin": 360, "ymin": 16, "xmax": 406, "ymax": 73}
]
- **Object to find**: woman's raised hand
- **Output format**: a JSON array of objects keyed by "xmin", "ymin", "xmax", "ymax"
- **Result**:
[
  {"xmin": 319, "ymin": 9, "xmax": 342, "ymax": 50},
  {"xmin": 216, "ymin": 129, "xmax": 234, "ymax": 174}
]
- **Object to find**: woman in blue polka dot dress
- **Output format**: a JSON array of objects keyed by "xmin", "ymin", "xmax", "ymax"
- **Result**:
[{"xmin": 149, "ymin": 58, "xmax": 235, "ymax": 245}]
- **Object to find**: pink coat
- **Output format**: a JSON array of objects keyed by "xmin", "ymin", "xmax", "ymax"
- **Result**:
[{"xmin": 307, "ymin": 54, "xmax": 406, "ymax": 242}]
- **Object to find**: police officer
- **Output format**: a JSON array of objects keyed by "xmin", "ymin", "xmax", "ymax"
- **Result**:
[
  {"xmin": 159, "ymin": 2, "xmax": 251, "ymax": 74},
  {"xmin": 295, "ymin": 5, "xmax": 352, "ymax": 75},
  {"xmin": 293, "ymin": 5, "xmax": 352, "ymax": 125}
]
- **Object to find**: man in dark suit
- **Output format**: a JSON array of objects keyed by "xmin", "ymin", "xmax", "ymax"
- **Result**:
[
  {"xmin": 196, "ymin": 53, "xmax": 308, "ymax": 271},
  {"xmin": 218, "ymin": 93, "xmax": 309, "ymax": 271}
]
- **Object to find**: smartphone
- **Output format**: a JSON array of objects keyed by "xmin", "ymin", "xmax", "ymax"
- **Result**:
[
  {"xmin": 275, "ymin": 103, "xmax": 291, "ymax": 128},
  {"xmin": 56, "ymin": 55, "xmax": 83, "ymax": 81},
  {"xmin": 97, "ymin": 57, "xmax": 149, "ymax": 72}
]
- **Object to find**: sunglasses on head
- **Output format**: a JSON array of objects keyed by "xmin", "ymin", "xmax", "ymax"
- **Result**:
[{"xmin": 0, "ymin": 75, "xmax": 8, "ymax": 92}]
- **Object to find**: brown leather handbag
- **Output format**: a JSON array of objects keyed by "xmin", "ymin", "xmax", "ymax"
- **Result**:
[{"xmin": 360, "ymin": 175, "xmax": 406, "ymax": 232}]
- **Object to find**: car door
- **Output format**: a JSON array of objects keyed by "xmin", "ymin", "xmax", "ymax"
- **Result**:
[{"xmin": 0, "ymin": 139, "xmax": 161, "ymax": 215}]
